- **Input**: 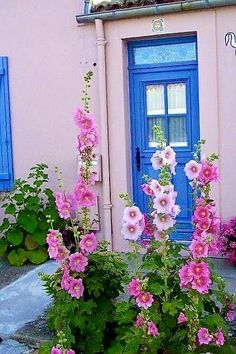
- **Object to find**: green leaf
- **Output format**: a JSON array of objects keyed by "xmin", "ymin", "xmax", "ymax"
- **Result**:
[
  {"xmin": 13, "ymin": 193, "xmax": 25, "ymax": 203},
  {"xmin": 31, "ymin": 229, "xmax": 47, "ymax": 245},
  {"xmin": 8, "ymin": 248, "xmax": 27, "ymax": 266},
  {"xmin": 7, "ymin": 228, "xmax": 24, "ymax": 246},
  {"xmin": 0, "ymin": 218, "xmax": 10, "ymax": 233},
  {"xmin": 5, "ymin": 204, "xmax": 16, "ymax": 215},
  {"xmin": 0, "ymin": 238, "xmax": 8, "ymax": 256},
  {"xmin": 27, "ymin": 248, "xmax": 48, "ymax": 264},
  {"xmin": 148, "ymin": 282, "xmax": 163, "ymax": 295},
  {"xmin": 17, "ymin": 210, "xmax": 38, "ymax": 233},
  {"xmin": 25, "ymin": 234, "xmax": 38, "ymax": 250},
  {"xmin": 25, "ymin": 195, "xmax": 40, "ymax": 212}
]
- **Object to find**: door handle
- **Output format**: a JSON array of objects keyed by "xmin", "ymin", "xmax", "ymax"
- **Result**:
[{"xmin": 136, "ymin": 147, "xmax": 141, "ymax": 172}]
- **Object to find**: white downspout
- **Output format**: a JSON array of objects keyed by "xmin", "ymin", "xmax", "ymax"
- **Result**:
[{"xmin": 95, "ymin": 19, "xmax": 113, "ymax": 249}]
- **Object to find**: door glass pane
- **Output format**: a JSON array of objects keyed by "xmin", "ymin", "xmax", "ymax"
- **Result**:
[
  {"xmin": 148, "ymin": 117, "xmax": 165, "ymax": 147},
  {"xmin": 133, "ymin": 42, "xmax": 197, "ymax": 65},
  {"xmin": 146, "ymin": 85, "xmax": 164, "ymax": 115},
  {"xmin": 167, "ymin": 83, "xmax": 186, "ymax": 114},
  {"xmin": 169, "ymin": 116, "xmax": 187, "ymax": 147}
]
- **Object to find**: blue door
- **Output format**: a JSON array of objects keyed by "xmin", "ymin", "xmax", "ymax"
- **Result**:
[{"xmin": 128, "ymin": 37, "xmax": 200, "ymax": 241}]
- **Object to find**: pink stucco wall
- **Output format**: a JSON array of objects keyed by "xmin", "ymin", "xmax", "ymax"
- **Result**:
[{"xmin": 0, "ymin": 2, "xmax": 236, "ymax": 251}]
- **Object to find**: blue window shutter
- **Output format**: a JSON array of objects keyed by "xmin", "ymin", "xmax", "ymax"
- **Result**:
[{"xmin": 0, "ymin": 57, "xmax": 14, "ymax": 191}]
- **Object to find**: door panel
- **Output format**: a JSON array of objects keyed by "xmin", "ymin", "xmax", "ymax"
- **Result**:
[{"xmin": 130, "ymin": 68, "xmax": 199, "ymax": 241}]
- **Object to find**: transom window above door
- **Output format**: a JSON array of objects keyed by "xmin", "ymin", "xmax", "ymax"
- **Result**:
[{"xmin": 146, "ymin": 82, "xmax": 188, "ymax": 148}]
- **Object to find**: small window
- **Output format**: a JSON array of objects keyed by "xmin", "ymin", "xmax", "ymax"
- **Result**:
[{"xmin": 0, "ymin": 57, "xmax": 14, "ymax": 191}]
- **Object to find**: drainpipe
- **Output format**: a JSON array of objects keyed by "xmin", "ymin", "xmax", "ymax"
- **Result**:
[
  {"xmin": 95, "ymin": 19, "xmax": 113, "ymax": 249},
  {"xmin": 84, "ymin": 0, "xmax": 91, "ymax": 14},
  {"xmin": 79, "ymin": 0, "xmax": 236, "ymax": 22}
]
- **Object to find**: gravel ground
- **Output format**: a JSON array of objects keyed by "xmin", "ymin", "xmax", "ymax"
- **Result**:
[{"xmin": 0, "ymin": 257, "xmax": 37, "ymax": 290}]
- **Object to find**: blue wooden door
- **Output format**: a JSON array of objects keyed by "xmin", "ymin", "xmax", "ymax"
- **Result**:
[{"xmin": 128, "ymin": 37, "xmax": 200, "ymax": 241}]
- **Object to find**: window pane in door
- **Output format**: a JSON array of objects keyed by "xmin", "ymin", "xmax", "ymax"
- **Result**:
[
  {"xmin": 168, "ymin": 116, "xmax": 187, "ymax": 147},
  {"xmin": 146, "ymin": 85, "xmax": 164, "ymax": 115},
  {"xmin": 148, "ymin": 117, "xmax": 165, "ymax": 147},
  {"xmin": 167, "ymin": 83, "xmax": 186, "ymax": 114}
]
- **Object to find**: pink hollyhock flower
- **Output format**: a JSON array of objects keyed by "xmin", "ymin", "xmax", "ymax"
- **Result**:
[
  {"xmin": 184, "ymin": 160, "xmax": 201, "ymax": 180},
  {"xmin": 153, "ymin": 230, "xmax": 166, "ymax": 241},
  {"xmin": 123, "ymin": 206, "xmax": 143, "ymax": 224},
  {"xmin": 215, "ymin": 330, "xmax": 225, "ymax": 346},
  {"xmin": 160, "ymin": 146, "xmax": 176, "ymax": 166},
  {"xmin": 197, "ymin": 328, "xmax": 213, "ymax": 345},
  {"xmin": 55, "ymin": 246, "xmax": 69, "ymax": 263},
  {"xmin": 135, "ymin": 314, "xmax": 144, "ymax": 328},
  {"xmin": 194, "ymin": 206, "xmax": 210, "ymax": 221},
  {"xmin": 143, "ymin": 218, "xmax": 155, "ymax": 237},
  {"xmin": 77, "ymin": 190, "xmax": 96, "ymax": 207},
  {"xmin": 73, "ymin": 107, "xmax": 86, "ymax": 125},
  {"xmin": 66, "ymin": 350, "xmax": 76, "ymax": 354},
  {"xmin": 79, "ymin": 233, "xmax": 97, "ymax": 253},
  {"xmin": 177, "ymin": 312, "xmax": 187, "ymax": 324},
  {"xmin": 136, "ymin": 291, "xmax": 154, "ymax": 309},
  {"xmin": 198, "ymin": 160, "xmax": 220, "ymax": 184},
  {"xmin": 189, "ymin": 239, "xmax": 209, "ymax": 258},
  {"xmin": 188, "ymin": 261, "xmax": 210, "ymax": 278},
  {"xmin": 51, "ymin": 347, "xmax": 63, "ymax": 354},
  {"xmin": 78, "ymin": 113, "xmax": 96, "ymax": 132},
  {"xmin": 48, "ymin": 244, "xmax": 59, "ymax": 259},
  {"xmin": 77, "ymin": 128, "xmax": 99, "ymax": 149},
  {"xmin": 66, "ymin": 193, "xmax": 78, "ymax": 211},
  {"xmin": 141, "ymin": 184, "xmax": 154, "ymax": 196},
  {"xmin": 61, "ymin": 268, "xmax": 72, "ymax": 291},
  {"xmin": 147, "ymin": 321, "xmax": 159, "ymax": 337},
  {"xmin": 226, "ymin": 311, "xmax": 236, "ymax": 321},
  {"xmin": 46, "ymin": 230, "xmax": 60, "ymax": 247},
  {"xmin": 170, "ymin": 204, "xmax": 181, "ymax": 217},
  {"xmin": 58, "ymin": 202, "xmax": 71, "ymax": 219},
  {"xmin": 151, "ymin": 151, "xmax": 162, "ymax": 170},
  {"xmin": 149, "ymin": 179, "xmax": 163, "ymax": 195},
  {"xmin": 196, "ymin": 218, "xmax": 211, "ymax": 232},
  {"xmin": 153, "ymin": 213, "xmax": 176, "ymax": 231},
  {"xmin": 121, "ymin": 222, "xmax": 143, "ymax": 241},
  {"xmin": 74, "ymin": 181, "xmax": 88, "ymax": 200},
  {"xmin": 179, "ymin": 264, "xmax": 193, "ymax": 288},
  {"xmin": 191, "ymin": 275, "xmax": 211, "ymax": 294},
  {"xmin": 196, "ymin": 197, "xmax": 205, "ymax": 206},
  {"xmin": 69, "ymin": 252, "xmax": 88, "ymax": 272},
  {"xmin": 128, "ymin": 278, "xmax": 142, "ymax": 297},
  {"xmin": 55, "ymin": 192, "xmax": 65, "ymax": 207},
  {"xmin": 68, "ymin": 278, "xmax": 84, "ymax": 299},
  {"xmin": 153, "ymin": 193, "xmax": 174, "ymax": 213}
]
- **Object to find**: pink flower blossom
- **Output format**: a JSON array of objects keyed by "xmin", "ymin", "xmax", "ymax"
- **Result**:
[
  {"xmin": 188, "ymin": 261, "xmax": 210, "ymax": 278},
  {"xmin": 123, "ymin": 206, "xmax": 143, "ymax": 224},
  {"xmin": 153, "ymin": 193, "xmax": 174, "ymax": 213},
  {"xmin": 215, "ymin": 330, "xmax": 225, "ymax": 346},
  {"xmin": 136, "ymin": 291, "xmax": 154, "ymax": 309},
  {"xmin": 77, "ymin": 190, "xmax": 96, "ymax": 207},
  {"xmin": 58, "ymin": 202, "xmax": 71, "ymax": 219},
  {"xmin": 68, "ymin": 278, "xmax": 84, "ymax": 299},
  {"xmin": 196, "ymin": 218, "xmax": 211, "ymax": 232},
  {"xmin": 79, "ymin": 233, "xmax": 97, "ymax": 253},
  {"xmin": 149, "ymin": 179, "xmax": 163, "ymax": 195},
  {"xmin": 135, "ymin": 314, "xmax": 144, "ymax": 328},
  {"xmin": 69, "ymin": 252, "xmax": 88, "ymax": 272},
  {"xmin": 77, "ymin": 128, "xmax": 99, "ymax": 149},
  {"xmin": 55, "ymin": 246, "xmax": 69, "ymax": 263},
  {"xmin": 74, "ymin": 181, "xmax": 88, "ymax": 199},
  {"xmin": 179, "ymin": 264, "xmax": 193, "ymax": 288},
  {"xmin": 141, "ymin": 184, "xmax": 154, "ymax": 196},
  {"xmin": 184, "ymin": 160, "xmax": 201, "ymax": 180},
  {"xmin": 73, "ymin": 107, "xmax": 86, "ymax": 125},
  {"xmin": 147, "ymin": 321, "xmax": 159, "ymax": 336},
  {"xmin": 198, "ymin": 160, "xmax": 220, "ymax": 185},
  {"xmin": 177, "ymin": 312, "xmax": 187, "ymax": 324},
  {"xmin": 151, "ymin": 151, "xmax": 162, "ymax": 170},
  {"xmin": 48, "ymin": 244, "xmax": 59, "ymax": 259},
  {"xmin": 51, "ymin": 347, "xmax": 63, "ymax": 354},
  {"xmin": 121, "ymin": 222, "xmax": 143, "ymax": 241},
  {"xmin": 128, "ymin": 278, "xmax": 142, "ymax": 297},
  {"xmin": 55, "ymin": 192, "xmax": 78, "ymax": 219},
  {"xmin": 66, "ymin": 350, "xmax": 76, "ymax": 354},
  {"xmin": 197, "ymin": 328, "xmax": 213, "ymax": 345},
  {"xmin": 153, "ymin": 213, "xmax": 176, "ymax": 231},
  {"xmin": 77, "ymin": 113, "xmax": 96, "ymax": 132},
  {"xmin": 194, "ymin": 206, "xmax": 210, "ymax": 221},
  {"xmin": 46, "ymin": 230, "xmax": 60, "ymax": 246},
  {"xmin": 160, "ymin": 146, "xmax": 176, "ymax": 166},
  {"xmin": 61, "ymin": 267, "xmax": 72, "ymax": 291},
  {"xmin": 191, "ymin": 275, "xmax": 211, "ymax": 294},
  {"xmin": 189, "ymin": 239, "xmax": 209, "ymax": 258},
  {"xmin": 170, "ymin": 204, "xmax": 181, "ymax": 217}
]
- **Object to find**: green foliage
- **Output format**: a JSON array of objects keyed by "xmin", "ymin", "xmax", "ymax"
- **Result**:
[
  {"xmin": 0, "ymin": 163, "xmax": 65, "ymax": 266},
  {"xmin": 41, "ymin": 246, "xmax": 128, "ymax": 354}
]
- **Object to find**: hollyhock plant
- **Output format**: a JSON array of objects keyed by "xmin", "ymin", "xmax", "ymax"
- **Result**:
[
  {"xmin": 177, "ymin": 312, "xmax": 187, "ymax": 324},
  {"xmin": 69, "ymin": 252, "xmax": 88, "ymax": 273},
  {"xmin": 68, "ymin": 278, "xmax": 84, "ymax": 299},
  {"xmin": 128, "ymin": 278, "xmax": 142, "ymax": 297},
  {"xmin": 136, "ymin": 291, "xmax": 154, "ymax": 309},
  {"xmin": 197, "ymin": 327, "xmax": 213, "ymax": 345},
  {"xmin": 123, "ymin": 206, "xmax": 143, "ymax": 224},
  {"xmin": 147, "ymin": 321, "xmax": 159, "ymax": 337},
  {"xmin": 184, "ymin": 160, "xmax": 201, "ymax": 180},
  {"xmin": 221, "ymin": 217, "xmax": 236, "ymax": 265},
  {"xmin": 79, "ymin": 233, "xmax": 97, "ymax": 253}
]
